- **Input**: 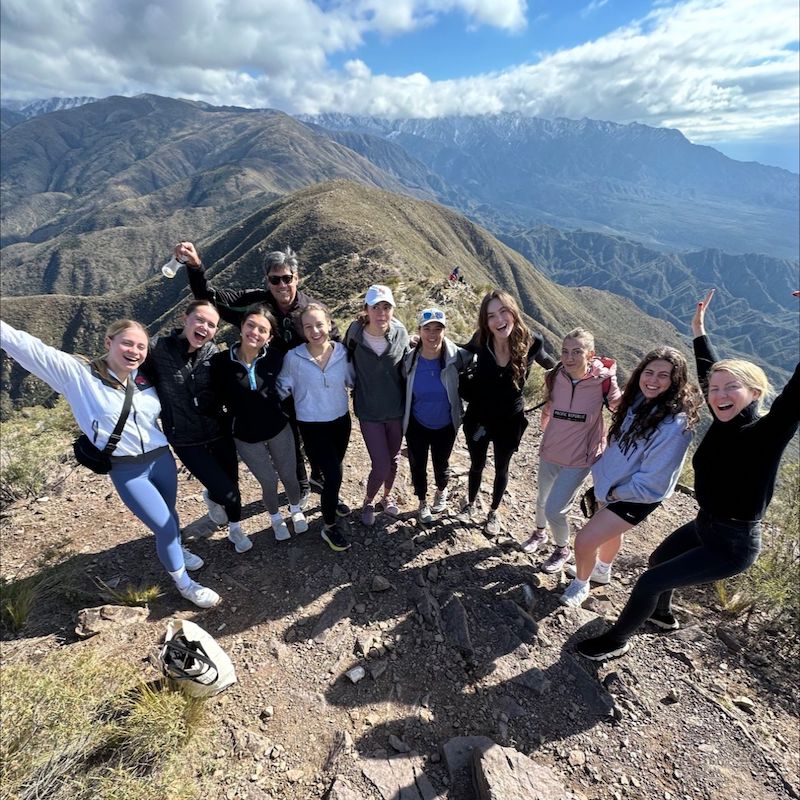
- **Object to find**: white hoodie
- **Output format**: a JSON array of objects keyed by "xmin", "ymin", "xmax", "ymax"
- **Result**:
[{"xmin": 1, "ymin": 321, "xmax": 168, "ymax": 457}]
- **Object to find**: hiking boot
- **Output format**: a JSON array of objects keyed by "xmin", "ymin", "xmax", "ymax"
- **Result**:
[
  {"xmin": 648, "ymin": 610, "xmax": 680, "ymax": 630},
  {"xmin": 227, "ymin": 527, "xmax": 253, "ymax": 554},
  {"xmin": 565, "ymin": 562, "xmax": 611, "ymax": 585},
  {"xmin": 418, "ymin": 503, "xmax": 433, "ymax": 525},
  {"xmin": 381, "ymin": 495, "xmax": 399, "ymax": 516},
  {"xmin": 321, "ymin": 521, "xmax": 351, "ymax": 552},
  {"xmin": 361, "ymin": 503, "xmax": 375, "ymax": 527},
  {"xmin": 559, "ymin": 579, "xmax": 591, "ymax": 608},
  {"xmin": 431, "ymin": 487, "xmax": 449, "ymax": 514},
  {"xmin": 336, "ymin": 500, "xmax": 351, "ymax": 517},
  {"xmin": 576, "ymin": 633, "xmax": 631, "ymax": 661},
  {"xmin": 181, "ymin": 546, "xmax": 204, "ymax": 571},
  {"xmin": 540, "ymin": 545, "xmax": 571, "ymax": 574},
  {"xmin": 484, "ymin": 510, "xmax": 501, "ymax": 538},
  {"xmin": 202, "ymin": 489, "xmax": 228, "ymax": 526},
  {"xmin": 291, "ymin": 509, "xmax": 309, "ymax": 534},
  {"xmin": 271, "ymin": 516, "xmax": 291, "ymax": 542},
  {"xmin": 298, "ymin": 487, "xmax": 311, "ymax": 511},
  {"xmin": 521, "ymin": 527, "xmax": 548, "ymax": 554},
  {"xmin": 178, "ymin": 579, "xmax": 221, "ymax": 609}
]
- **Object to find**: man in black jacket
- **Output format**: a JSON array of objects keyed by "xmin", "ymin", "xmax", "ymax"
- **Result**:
[{"xmin": 177, "ymin": 241, "xmax": 338, "ymax": 503}]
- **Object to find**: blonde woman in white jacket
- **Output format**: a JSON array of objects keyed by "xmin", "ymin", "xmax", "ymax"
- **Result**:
[{"xmin": 0, "ymin": 319, "xmax": 220, "ymax": 608}]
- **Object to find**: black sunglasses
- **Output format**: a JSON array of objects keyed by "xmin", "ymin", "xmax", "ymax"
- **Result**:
[{"xmin": 267, "ymin": 274, "xmax": 294, "ymax": 285}]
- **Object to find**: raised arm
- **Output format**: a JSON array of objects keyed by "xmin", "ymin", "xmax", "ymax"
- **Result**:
[{"xmin": 691, "ymin": 289, "xmax": 720, "ymax": 387}]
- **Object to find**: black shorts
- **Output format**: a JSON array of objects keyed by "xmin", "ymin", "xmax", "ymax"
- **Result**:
[{"xmin": 606, "ymin": 500, "xmax": 661, "ymax": 525}]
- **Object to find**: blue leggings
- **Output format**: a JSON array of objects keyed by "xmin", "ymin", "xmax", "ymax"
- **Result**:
[{"xmin": 110, "ymin": 450, "xmax": 184, "ymax": 573}]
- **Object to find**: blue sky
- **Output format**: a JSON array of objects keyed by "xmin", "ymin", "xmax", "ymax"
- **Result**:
[{"xmin": 1, "ymin": 0, "xmax": 798, "ymax": 171}]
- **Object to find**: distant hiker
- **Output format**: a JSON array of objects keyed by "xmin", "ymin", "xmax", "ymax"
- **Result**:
[
  {"xmin": 576, "ymin": 290, "xmax": 799, "ymax": 660},
  {"xmin": 0, "ymin": 319, "xmax": 220, "ymax": 609},
  {"xmin": 209, "ymin": 305, "xmax": 308, "ymax": 543},
  {"xmin": 144, "ymin": 300, "xmax": 252, "ymax": 554},
  {"xmin": 559, "ymin": 347, "xmax": 702, "ymax": 608},
  {"xmin": 402, "ymin": 308, "xmax": 474, "ymax": 524},
  {"xmin": 181, "ymin": 240, "xmax": 337, "ymax": 502},
  {"xmin": 344, "ymin": 285, "xmax": 409, "ymax": 527},
  {"xmin": 460, "ymin": 289, "xmax": 558, "ymax": 536},
  {"xmin": 448, "ymin": 265, "xmax": 461, "ymax": 284},
  {"xmin": 277, "ymin": 304, "xmax": 354, "ymax": 552},
  {"xmin": 521, "ymin": 328, "xmax": 622, "ymax": 574}
]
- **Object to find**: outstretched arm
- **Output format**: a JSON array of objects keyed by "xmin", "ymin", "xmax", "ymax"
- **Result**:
[{"xmin": 691, "ymin": 289, "xmax": 719, "ymax": 387}]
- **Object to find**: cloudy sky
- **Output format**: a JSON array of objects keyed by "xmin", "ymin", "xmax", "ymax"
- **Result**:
[{"xmin": 2, "ymin": 0, "xmax": 798, "ymax": 171}]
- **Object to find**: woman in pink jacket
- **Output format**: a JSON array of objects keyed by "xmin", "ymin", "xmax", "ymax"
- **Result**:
[{"xmin": 522, "ymin": 328, "xmax": 621, "ymax": 573}]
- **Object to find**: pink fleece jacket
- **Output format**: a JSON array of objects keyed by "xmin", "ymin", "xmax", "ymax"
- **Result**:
[{"xmin": 539, "ymin": 357, "xmax": 622, "ymax": 468}]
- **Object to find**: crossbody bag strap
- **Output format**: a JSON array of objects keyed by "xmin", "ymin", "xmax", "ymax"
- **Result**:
[{"xmin": 101, "ymin": 378, "xmax": 136, "ymax": 455}]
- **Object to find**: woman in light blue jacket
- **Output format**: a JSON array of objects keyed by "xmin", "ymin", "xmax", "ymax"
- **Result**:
[
  {"xmin": 560, "ymin": 346, "xmax": 703, "ymax": 607},
  {"xmin": 402, "ymin": 308, "xmax": 474, "ymax": 523}
]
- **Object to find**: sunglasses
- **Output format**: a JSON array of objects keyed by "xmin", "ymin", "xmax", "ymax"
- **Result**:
[
  {"xmin": 267, "ymin": 274, "xmax": 294, "ymax": 285},
  {"xmin": 420, "ymin": 309, "xmax": 445, "ymax": 322}
]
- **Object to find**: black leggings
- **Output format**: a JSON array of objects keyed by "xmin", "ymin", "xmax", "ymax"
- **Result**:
[
  {"xmin": 298, "ymin": 414, "xmax": 351, "ymax": 525},
  {"xmin": 405, "ymin": 416, "xmax": 457, "ymax": 501},
  {"xmin": 174, "ymin": 437, "xmax": 241, "ymax": 522},
  {"xmin": 608, "ymin": 510, "xmax": 762, "ymax": 641},
  {"xmin": 465, "ymin": 415, "xmax": 526, "ymax": 510}
]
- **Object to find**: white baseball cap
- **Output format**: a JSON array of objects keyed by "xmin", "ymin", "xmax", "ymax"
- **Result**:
[
  {"xmin": 364, "ymin": 284, "xmax": 395, "ymax": 307},
  {"xmin": 418, "ymin": 308, "xmax": 447, "ymax": 327}
]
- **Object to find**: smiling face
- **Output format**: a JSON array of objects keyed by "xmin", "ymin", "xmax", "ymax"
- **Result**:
[
  {"xmin": 240, "ymin": 313, "xmax": 272, "ymax": 352},
  {"xmin": 419, "ymin": 321, "xmax": 445, "ymax": 355},
  {"xmin": 707, "ymin": 369, "xmax": 759, "ymax": 422},
  {"xmin": 485, "ymin": 297, "xmax": 515, "ymax": 341},
  {"xmin": 561, "ymin": 336, "xmax": 594, "ymax": 379},
  {"xmin": 182, "ymin": 305, "xmax": 219, "ymax": 352},
  {"xmin": 302, "ymin": 308, "xmax": 331, "ymax": 347},
  {"xmin": 265, "ymin": 265, "xmax": 298, "ymax": 311},
  {"xmin": 366, "ymin": 301, "xmax": 393, "ymax": 335},
  {"xmin": 639, "ymin": 358, "xmax": 674, "ymax": 400},
  {"xmin": 105, "ymin": 326, "xmax": 149, "ymax": 377}
]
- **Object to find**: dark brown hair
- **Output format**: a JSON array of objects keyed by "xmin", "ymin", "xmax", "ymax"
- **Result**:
[{"xmin": 477, "ymin": 289, "xmax": 531, "ymax": 390}]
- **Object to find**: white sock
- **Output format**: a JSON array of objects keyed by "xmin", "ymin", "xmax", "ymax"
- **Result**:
[
  {"xmin": 289, "ymin": 504, "xmax": 302, "ymax": 514},
  {"xmin": 570, "ymin": 577, "xmax": 589, "ymax": 589},
  {"xmin": 169, "ymin": 567, "xmax": 192, "ymax": 590},
  {"xmin": 270, "ymin": 512, "xmax": 284, "ymax": 528},
  {"xmin": 595, "ymin": 560, "xmax": 612, "ymax": 573},
  {"xmin": 229, "ymin": 521, "xmax": 242, "ymax": 534}
]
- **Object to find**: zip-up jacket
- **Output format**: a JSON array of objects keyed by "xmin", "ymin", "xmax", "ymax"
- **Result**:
[
  {"xmin": 345, "ymin": 318, "xmax": 409, "ymax": 422},
  {"xmin": 540, "ymin": 357, "xmax": 622, "ymax": 467},
  {"xmin": 401, "ymin": 339, "xmax": 474, "ymax": 433},
  {"xmin": 144, "ymin": 330, "xmax": 223, "ymax": 446},
  {"xmin": 591, "ymin": 394, "xmax": 692, "ymax": 505},
  {"xmin": 277, "ymin": 342, "xmax": 354, "ymax": 422},
  {"xmin": 0, "ymin": 321, "xmax": 167, "ymax": 456},
  {"xmin": 209, "ymin": 343, "xmax": 288, "ymax": 443},
  {"xmin": 187, "ymin": 266, "xmax": 340, "ymax": 353},
  {"xmin": 692, "ymin": 335, "xmax": 800, "ymax": 521}
]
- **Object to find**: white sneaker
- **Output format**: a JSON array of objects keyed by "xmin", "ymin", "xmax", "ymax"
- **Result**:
[
  {"xmin": 181, "ymin": 546, "xmax": 204, "ymax": 571},
  {"xmin": 418, "ymin": 504, "xmax": 433, "ymax": 525},
  {"xmin": 227, "ymin": 526, "xmax": 253, "ymax": 554},
  {"xmin": 565, "ymin": 562, "xmax": 611, "ymax": 585},
  {"xmin": 272, "ymin": 517, "xmax": 291, "ymax": 541},
  {"xmin": 484, "ymin": 510, "xmax": 501, "ymax": 538},
  {"xmin": 430, "ymin": 487, "xmax": 449, "ymax": 514},
  {"xmin": 291, "ymin": 509, "xmax": 308, "ymax": 534},
  {"xmin": 559, "ymin": 579, "xmax": 591, "ymax": 607},
  {"xmin": 202, "ymin": 489, "xmax": 228, "ymax": 526},
  {"xmin": 178, "ymin": 579, "xmax": 221, "ymax": 609}
]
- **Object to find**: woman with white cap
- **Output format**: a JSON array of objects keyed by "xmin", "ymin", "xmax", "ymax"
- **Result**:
[
  {"xmin": 344, "ymin": 285, "xmax": 409, "ymax": 526},
  {"xmin": 402, "ymin": 308, "xmax": 474, "ymax": 523}
]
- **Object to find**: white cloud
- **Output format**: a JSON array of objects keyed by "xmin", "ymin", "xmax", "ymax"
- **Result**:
[
  {"xmin": 581, "ymin": 0, "xmax": 609, "ymax": 18},
  {"xmin": 0, "ymin": 0, "xmax": 797, "ymax": 150}
]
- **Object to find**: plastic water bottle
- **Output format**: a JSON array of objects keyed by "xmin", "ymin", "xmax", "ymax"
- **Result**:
[{"xmin": 161, "ymin": 255, "xmax": 185, "ymax": 279}]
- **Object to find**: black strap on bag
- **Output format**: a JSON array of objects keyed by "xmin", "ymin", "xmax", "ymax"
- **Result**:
[
  {"xmin": 161, "ymin": 637, "xmax": 219, "ymax": 683},
  {"xmin": 103, "ymin": 378, "xmax": 136, "ymax": 455}
]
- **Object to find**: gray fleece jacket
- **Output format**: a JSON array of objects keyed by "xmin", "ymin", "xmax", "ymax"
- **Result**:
[
  {"xmin": 401, "ymin": 339, "xmax": 474, "ymax": 433},
  {"xmin": 344, "ymin": 318, "xmax": 409, "ymax": 422}
]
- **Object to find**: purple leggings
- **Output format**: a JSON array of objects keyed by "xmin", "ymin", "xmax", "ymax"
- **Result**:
[{"xmin": 359, "ymin": 419, "xmax": 403, "ymax": 499}]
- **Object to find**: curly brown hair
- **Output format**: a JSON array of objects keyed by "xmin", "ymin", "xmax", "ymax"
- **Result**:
[
  {"xmin": 609, "ymin": 346, "xmax": 702, "ymax": 453},
  {"xmin": 477, "ymin": 289, "xmax": 532, "ymax": 390}
]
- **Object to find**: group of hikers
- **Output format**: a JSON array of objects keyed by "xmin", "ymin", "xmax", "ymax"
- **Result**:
[{"xmin": 1, "ymin": 241, "xmax": 797, "ymax": 661}]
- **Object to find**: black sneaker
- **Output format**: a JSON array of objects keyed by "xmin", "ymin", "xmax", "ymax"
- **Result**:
[
  {"xmin": 309, "ymin": 475, "xmax": 325, "ymax": 493},
  {"xmin": 647, "ymin": 610, "xmax": 680, "ymax": 630},
  {"xmin": 321, "ymin": 521, "xmax": 351, "ymax": 552},
  {"xmin": 576, "ymin": 633, "xmax": 631, "ymax": 661},
  {"xmin": 336, "ymin": 500, "xmax": 351, "ymax": 517}
]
